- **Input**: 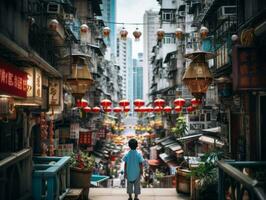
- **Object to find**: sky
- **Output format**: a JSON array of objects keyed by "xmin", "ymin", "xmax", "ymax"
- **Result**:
[{"xmin": 117, "ymin": 0, "xmax": 160, "ymax": 58}]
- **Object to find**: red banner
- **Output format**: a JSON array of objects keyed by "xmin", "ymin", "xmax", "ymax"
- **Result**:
[{"xmin": 0, "ymin": 58, "xmax": 28, "ymax": 98}]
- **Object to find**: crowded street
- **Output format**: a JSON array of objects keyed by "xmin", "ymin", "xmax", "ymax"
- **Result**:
[{"xmin": 1, "ymin": 0, "xmax": 266, "ymax": 200}]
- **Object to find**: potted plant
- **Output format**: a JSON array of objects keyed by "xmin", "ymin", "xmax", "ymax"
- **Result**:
[
  {"xmin": 69, "ymin": 151, "xmax": 95, "ymax": 200},
  {"xmin": 170, "ymin": 115, "xmax": 187, "ymax": 138},
  {"xmin": 189, "ymin": 151, "xmax": 223, "ymax": 200}
]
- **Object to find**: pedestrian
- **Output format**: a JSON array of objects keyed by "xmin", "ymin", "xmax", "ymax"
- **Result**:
[{"xmin": 123, "ymin": 138, "xmax": 144, "ymax": 200}]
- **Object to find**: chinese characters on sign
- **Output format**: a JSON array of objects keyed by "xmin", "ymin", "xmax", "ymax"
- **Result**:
[
  {"xmin": 49, "ymin": 79, "xmax": 61, "ymax": 106},
  {"xmin": 24, "ymin": 67, "xmax": 42, "ymax": 98},
  {"xmin": 0, "ymin": 59, "xmax": 27, "ymax": 98}
]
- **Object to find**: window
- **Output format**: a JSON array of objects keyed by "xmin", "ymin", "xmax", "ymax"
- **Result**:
[{"xmin": 162, "ymin": 11, "xmax": 174, "ymax": 21}]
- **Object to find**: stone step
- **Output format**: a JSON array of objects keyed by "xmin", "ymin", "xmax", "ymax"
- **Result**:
[{"xmin": 89, "ymin": 188, "xmax": 189, "ymax": 200}]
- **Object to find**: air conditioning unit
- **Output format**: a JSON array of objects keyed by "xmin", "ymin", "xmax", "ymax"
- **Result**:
[
  {"xmin": 47, "ymin": 3, "xmax": 60, "ymax": 14},
  {"xmin": 217, "ymin": 6, "xmax": 236, "ymax": 20}
]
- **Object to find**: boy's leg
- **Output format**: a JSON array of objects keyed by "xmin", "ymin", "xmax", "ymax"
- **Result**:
[
  {"xmin": 133, "ymin": 177, "xmax": 141, "ymax": 199},
  {"xmin": 127, "ymin": 179, "xmax": 133, "ymax": 199}
]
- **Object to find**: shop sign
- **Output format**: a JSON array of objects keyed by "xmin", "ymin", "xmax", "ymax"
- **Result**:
[
  {"xmin": 233, "ymin": 46, "xmax": 266, "ymax": 91},
  {"xmin": 49, "ymin": 79, "xmax": 61, "ymax": 106},
  {"xmin": 70, "ymin": 123, "xmax": 79, "ymax": 139},
  {"xmin": 23, "ymin": 67, "xmax": 42, "ymax": 98},
  {"xmin": 0, "ymin": 59, "xmax": 27, "ymax": 98}
]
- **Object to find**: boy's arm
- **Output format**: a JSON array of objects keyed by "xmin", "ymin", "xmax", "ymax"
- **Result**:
[
  {"xmin": 139, "ymin": 163, "xmax": 143, "ymax": 177},
  {"xmin": 124, "ymin": 162, "xmax": 127, "ymax": 179}
]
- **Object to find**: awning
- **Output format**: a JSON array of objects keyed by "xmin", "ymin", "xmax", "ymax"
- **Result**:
[
  {"xmin": 199, "ymin": 136, "xmax": 224, "ymax": 147},
  {"xmin": 167, "ymin": 160, "xmax": 179, "ymax": 168},
  {"xmin": 155, "ymin": 145, "xmax": 163, "ymax": 151},
  {"xmin": 176, "ymin": 149, "xmax": 184, "ymax": 156},
  {"xmin": 202, "ymin": 126, "xmax": 221, "ymax": 133},
  {"xmin": 161, "ymin": 139, "xmax": 177, "ymax": 146},
  {"xmin": 159, "ymin": 153, "xmax": 174, "ymax": 163},
  {"xmin": 177, "ymin": 133, "xmax": 202, "ymax": 142},
  {"xmin": 155, "ymin": 136, "xmax": 173, "ymax": 144},
  {"xmin": 167, "ymin": 143, "xmax": 182, "ymax": 151}
]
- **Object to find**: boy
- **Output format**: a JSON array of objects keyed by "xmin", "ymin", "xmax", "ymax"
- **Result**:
[{"xmin": 123, "ymin": 138, "xmax": 144, "ymax": 200}]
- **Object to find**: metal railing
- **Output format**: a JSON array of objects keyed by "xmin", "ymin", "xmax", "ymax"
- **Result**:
[
  {"xmin": 32, "ymin": 156, "xmax": 71, "ymax": 200},
  {"xmin": 217, "ymin": 160, "xmax": 266, "ymax": 200}
]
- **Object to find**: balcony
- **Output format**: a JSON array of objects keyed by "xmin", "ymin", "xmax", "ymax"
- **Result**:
[
  {"xmin": 217, "ymin": 160, "xmax": 266, "ymax": 200},
  {"xmin": 32, "ymin": 156, "xmax": 71, "ymax": 200}
]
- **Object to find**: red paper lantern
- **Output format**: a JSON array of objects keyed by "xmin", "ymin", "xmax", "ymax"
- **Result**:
[
  {"xmin": 103, "ymin": 26, "xmax": 111, "ymax": 37},
  {"xmin": 134, "ymin": 107, "xmax": 140, "ymax": 112},
  {"xmin": 83, "ymin": 106, "xmax": 91, "ymax": 113},
  {"xmin": 175, "ymin": 27, "xmax": 184, "ymax": 40},
  {"xmin": 187, "ymin": 106, "xmax": 195, "ymax": 113},
  {"xmin": 174, "ymin": 98, "xmax": 186, "ymax": 107},
  {"xmin": 157, "ymin": 28, "xmax": 165, "ymax": 41},
  {"xmin": 191, "ymin": 98, "xmax": 202, "ymax": 107},
  {"xmin": 154, "ymin": 98, "xmax": 165, "ymax": 107},
  {"xmin": 77, "ymin": 99, "xmax": 88, "ymax": 107},
  {"xmin": 103, "ymin": 106, "xmax": 112, "ymax": 112},
  {"xmin": 92, "ymin": 106, "xmax": 101, "ymax": 113},
  {"xmin": 120, "ymin": 27, "xmax": 128, "ymax": 40},
  {"xmin": 146, "ymin": 106, "xmax": 154, "ymax": 113},
  {"xmin": 133, "ymin": 28, "xmax": 142, "ymax": 40},
  {"xmin": 154, "ymin": 106, "xmax": 162, "ymax": 113},
  {"xmin": 200, "ymin": 26, "xmax": 209, "ymax": 39},
  {"xmin": 119, "ymin": 99, "xmax": 130, "ymax": 107},
  {"xmin": 80, "ymin": 24, "xmax": 89, "ymax": 33},
  {"xmin": 48, "ymin": 19, "xmax": 59, "ymax": 31},
  {"xmin": 164, "ymin": 106, "xmax": 172, "ymax": 113},
  {"xmin": 100, "ymin": 99, "xmax": 112, "ymax": 107},
  {"xmin": 134, "ymin": 99, "xmax": 144, "ymax": 107},
  {"xmin": 124, "ymin": 106, "xmax": 130, "ymax": 112},
  {"xmin": 113, "ymin": 107, "xmax": 122, "ymax": 113},
  {"xmin": 139, "ymin": 106, "xmax": 147, "ymax": 113},
  {"xmin": 174, "ymin": 106, "xmax": 182, "ymax": 112}
]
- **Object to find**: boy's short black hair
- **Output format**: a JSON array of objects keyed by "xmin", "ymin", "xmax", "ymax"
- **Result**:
[{"xmin": 128, "ymin": 138, "xmax": 138, "ymax": 150}]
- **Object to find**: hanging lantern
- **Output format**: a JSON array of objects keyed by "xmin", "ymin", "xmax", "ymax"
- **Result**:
[
  {"xmin": 120, "ymin": 27, "xmax": 128, "ymax": 40},
  {"xmin": 157, "ymin": 28, "xmax": 165, "ymax": 41},
  {"xmin": 164, "ymin": 106, "xmax": 172, "ymax": 113},
  {"xmin": 124, "ymin": 106, "xmax": 130, "ymax": 112},
  {"xmin": 174, "ymin": 106, "xmax": 182, "ymax": 113},
  {"xmin": 133, "ymin": 28, "xmax": 142, "ymax": 40},
  {"xmin": 80, "ymin": 24, "xmax": 89, "ymax": 33},
  {"xmin": 119, "ymin": 99, "xmax": 130, "ymax": 107},
  {"xmin": 200, "ymin": 26, "xmax": 209, "ymax": 39},
  {"xmin": 175, "ymin": 27, "xmax": 184, "ymax": 40},
  {"xmin": 103, "ymin": 106, "xmax": 112, "ymax": 113},
  {"xmin": 134, "ymin": 99, "xmax": 144, "ymax": 107},
  {"xmin": 77, "ymin": 99, "xmax": 88, "ymax": 108},
  {"xmin": 103, "ymin": 26, "xmax": 111, "ymax": 37},
  {"xmin": 100, "ymin": 99, "xmax": 112, "ymax": 107},
  {"xmin": 154, "ymin": 98, "xmax": 165, "ymax": 107},
  {"xmin": 134, "ymin": 107, "xmax": 140, "ymax": 112},
  {"xmin": 48, "ymin": 19, "xmax": 59, "ymax": 31},
  {"xmin": 182, "ymin": 51, "xmax": 214, "ymax": 99},
  {"xmin": 187, "ymin": 106, "xmax": 195, "ymax": 113},
  {"xmin": 191, "ymin": 98, "xmax": 202, "ymax": 107},
  {"xmin": 174, "ymin": 98, "xmax": 186, "ymax": 107},
  {"xmin": 83, "ymin": 106, "xmax": 91, "ymax": 113},
  {"xmin": 154, "ymin": 106, "xmax": 162, "ymax": 113},
  {"xmin": 139, "ymin": 106, "xmax": 147, "ymax": 113},
  {"xmin": 92, "ymin": 106, "xmax": 101, "ymax": 113},
  {"xmin": 113, "ymin": 107, "xmax": 122, "ymax": 113},
  {"xmin": 146, "ymin": 106, "xmax": 154, "ymax": 113}
]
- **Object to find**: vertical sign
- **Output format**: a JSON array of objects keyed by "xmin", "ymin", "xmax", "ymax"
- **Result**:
[{"xmin": 49, "ymin": 79, "xmax": 61, "ymax": 106}]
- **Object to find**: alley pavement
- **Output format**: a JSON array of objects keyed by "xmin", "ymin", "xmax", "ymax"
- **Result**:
[{"xmin": 89, "ymin": 188, "xmax": 189, "ymax": 200}]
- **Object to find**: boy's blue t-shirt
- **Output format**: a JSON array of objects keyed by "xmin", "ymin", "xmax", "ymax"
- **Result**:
[{"xmin": 123, "ymin": 150, "xmax": 144, "ymax": 181}]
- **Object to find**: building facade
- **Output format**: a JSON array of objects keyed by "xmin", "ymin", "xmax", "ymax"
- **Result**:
[
  {"xmin": 143, "ymin": 10, "xmax": 160, "ymax": 102},
  {"xmin": 133, "ymin": 54, "xmax": 144, "ymax": 100}
]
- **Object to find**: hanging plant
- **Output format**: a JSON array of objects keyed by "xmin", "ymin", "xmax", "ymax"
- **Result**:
[{"xmin": 171, "ymin": 116, "xmax": 187, "ymax": 137}]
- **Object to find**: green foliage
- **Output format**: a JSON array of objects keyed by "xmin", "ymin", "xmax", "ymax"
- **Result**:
[
  {"xmin": 189, "ymin": 151, "xmax": 224, "ymax": 200},
  {"xmin": 155, "ymin": 169, "xmax": 165, "ymax": 179},
  {"xmin": 171, "ymin": 116, "xmax": 187, "ymax": 137},
  {"xmin": 70, "ymin": 151, "xmax": 95, "ymax": 171}
]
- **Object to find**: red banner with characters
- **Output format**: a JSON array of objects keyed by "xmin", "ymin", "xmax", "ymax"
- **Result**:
[{"xmin": 0, "ymin": 58, "xmax": 28, "ymax": 98}]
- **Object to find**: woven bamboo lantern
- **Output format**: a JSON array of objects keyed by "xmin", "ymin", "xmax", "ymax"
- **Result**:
[{"xmin": 182, "ymin": 51, "xmax": 214, "ymax": 99}]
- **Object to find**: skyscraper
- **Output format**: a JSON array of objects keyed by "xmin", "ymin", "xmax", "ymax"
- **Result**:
[
  {"xmin": 116, "ymin": 36, "xmax": 133, "ymax": 100},
  {"xmin": 143, "ymin": 10, "xmax": 160, "ymax": 102},
  {"xmin": 133, "ymin": 53, "xmax": 143, "ymax": 100},
  {"xmin": 101, "ymin": 0, "xmax": 117, "ymax": 59}
]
